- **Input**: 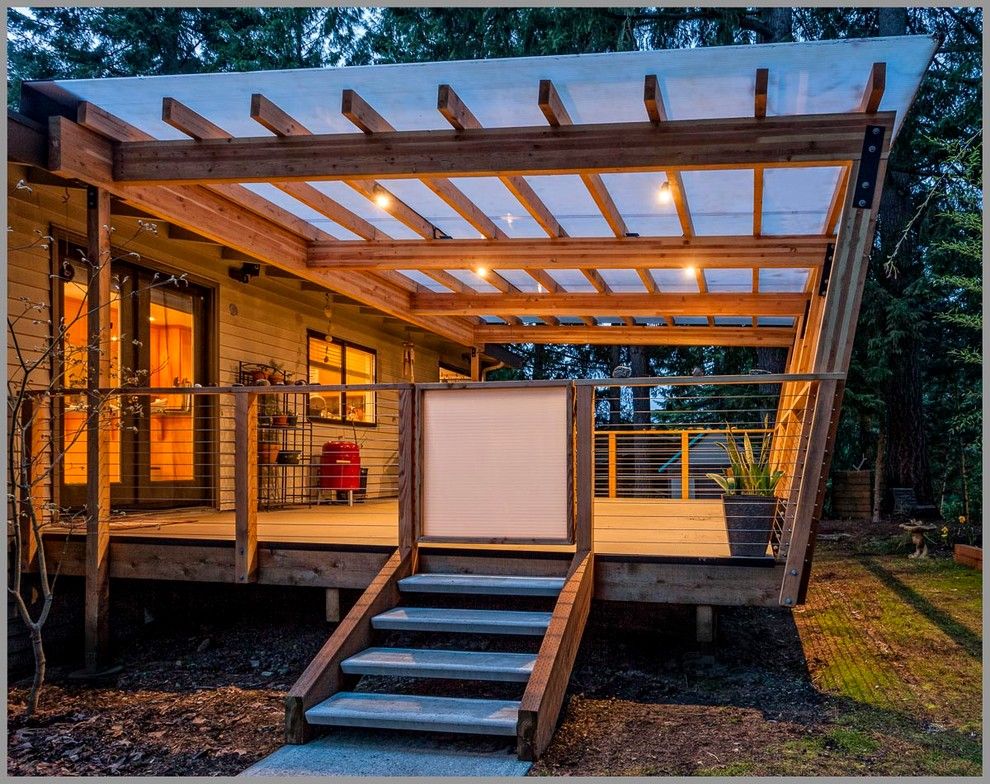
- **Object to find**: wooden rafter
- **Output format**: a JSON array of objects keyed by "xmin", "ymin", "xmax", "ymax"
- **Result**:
[
  {"xmin": 643, "ymin": 75, "xmax": 694, "ymax": 237},
  {"xmin": 411, "ymin": 291, "xmax": 807, "ymax": 317},
  {"xmin": 539, "ymin": 79, "xmax": 628, "ymax": 237},
  {"xmin": 753, "ymin": 71, "xmax": 767, "ymax": 238},
  {"xmin": 437, "ymin": 84, "xmax": 566, "ymax": 238},
  {"xmin": 110, "ymin": 111, "xmax": 891, "ymax": 184},
  {"xmin": 342, "ymin": 88, "xmax": 507, "ymax": 241},
  {"xmin": 755, "ymin": 68, "xmax": 769, "ymax": 119},
  {"xmin": 859, "ymin": 62, "xmax": 887, "ymax": 113},
  {"xmin": 250, "ymin": 93, "xmax": 437, "ymax": 239},
  {"xmin": 635, "ymin": 269, "xmax": 671, "ymax": 326},
  {"xmin": 473, "ymin": 325, "xmax": 795, "ymax": 346},
  {"xmin": 307, "ymin": 235, "xmax": 830, "ymax": 270}
]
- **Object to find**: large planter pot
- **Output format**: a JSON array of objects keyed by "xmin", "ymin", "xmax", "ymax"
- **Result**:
[
  {"xmin": 954, "ymin": 544, "xmax": 982, "ymax": 571},
  {"xmin": 723, "ymin": 494, "xmax": 779, "ymax": 558}
]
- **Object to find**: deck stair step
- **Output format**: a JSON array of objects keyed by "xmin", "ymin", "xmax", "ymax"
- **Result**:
[
  {"xmin": 399, "ymin": 573, "xmax": 565, "ymax": 597},
  {"xmin": 305, "ymin": 692, "xmax": 519, "ymax": 736},
  {"xmin": 372, "ymin": 606, "xmax": 551, "ymax": 636},
  {"xmin": 341, "ymin": 647, "xmax": 537, "ymax": 682}
]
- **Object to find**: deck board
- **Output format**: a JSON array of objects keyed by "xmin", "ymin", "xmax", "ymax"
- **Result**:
[{"xmin": 49, "ymin": 497, "xmax": 759, "ymax": 558}]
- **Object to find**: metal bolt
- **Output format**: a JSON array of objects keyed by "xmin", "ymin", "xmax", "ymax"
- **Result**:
[
  {"xmin": 872, "ymin": 127, "xmax": 881, "ymax": 135},
  {"xmin": 789, "ymin": 569, "xmax": 798, "ymax": 576},
  {"xmin": 868, "ymin": 145, "xmax": 877, "ymax": 153},
  {"xmin": 857, "ymin": 199, "xmax": 867, "ymax": 207},
  {"xmin": 784, "ymin": 597, "xmax": 793, "ymax": 606},
  {"xmin": 861, "ymin": 181, "xmax": 870, "ymax": 189}
]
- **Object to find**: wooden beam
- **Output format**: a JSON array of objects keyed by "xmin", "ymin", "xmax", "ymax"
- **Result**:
[
  {"xmin": 85, "ymin": 185, "xmax": 111, "ymax": 672},
  {"xmin": 643, "ymin": 75, "xmax": 695, "ymax": 237},
  {"xmin": 437, "ymin": 84, "xmax": 566, "ymax": 238},
  {"xmin": 234, "ymin": 392, "xmax": 259, "ymax": 583},
  {"xmin": 859, "ymin": 62, "xmax": 887, "ymax": 114},
  {"xmin": 581, "ymin": 269, "xmax": 611, "ymax": 295},
  {"xmin": 473, "ymin": 325, "xmax": 795, "ymax": 346},
  {"xmin": 343, "ymin": 88, "xmax": 506, "ymax": 240},
  {"xmin": 753, "ymin": 165, "xmax": 764, "ymax": 236},
  {"xmin": 413, "ymin": 292, "xmax": 807, "ymax": 317},
  {"xmin": 162, "ymin": 96, "xmax": 228, "ymax": 140},
  {"xmin": 823, "ymin": 164, "xmax": 851, "ymax": 235},
  {"xmin": 755, "ymin": 68, "xmax": 769, "ymax": 119},
  {"xmin": 517, "ymin": 552, "xmax": 594, "ymax": 761},
  {"xmin": 307, "ymin": 235, "xmax": 829, "ymax": 270},
  {"xmin": 56, "ymin": 111, "xmax": 474, "ymax": 345},
  {"xmin": 111, "ymin": 112, "xmax": 892, "ymax": 184},
  {"xmin": 539, "ymin": 79, "xmax": 628, "ymax": 237},
  {"xmin": 397, "ymin": 388, "xmax": 417, "ymax": 552}
]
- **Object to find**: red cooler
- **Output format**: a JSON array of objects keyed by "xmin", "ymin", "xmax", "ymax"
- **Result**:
[{"xmin": 319, "ymin": 441, "xmax": 361, "ymax": 492}]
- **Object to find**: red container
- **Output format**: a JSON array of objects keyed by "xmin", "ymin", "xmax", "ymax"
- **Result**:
[{"xmin": 319, "ymin": 441, "xmax": 361, "ymax": 490}]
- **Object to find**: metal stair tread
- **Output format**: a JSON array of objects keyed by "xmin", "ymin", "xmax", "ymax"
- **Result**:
[
  {"xmin": 341, "ymin": 647, "xmax": 537, "ymax": 681},
  {"xmin": 372, "ymin": 606, "xmax": 551, "ymax": 635},
  {"xmin": 304, "ymin": 692, "xmax": 520, "ymax": 736},
  {"xmin": 399, "ymin": 573, "xmax": 565, "ymax": 597}
]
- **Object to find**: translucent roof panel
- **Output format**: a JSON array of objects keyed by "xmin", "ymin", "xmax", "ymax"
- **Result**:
[
  {"xmin": 479, "ymin": 315, "xmax": 507, "ymax": 324},
  {"xmin": 673, "ymin": 316, "xmax": 710, "ymax": 326},
  {"xmin": 598, "ymin": 269, "xmax": 648, "ymax": 293},
  {"xmin": 681, "ymin": 170, "xmax": 754, "ymax": 236},
  {"xmin": 633, "ymin": 317, "xmax": 667, "ymax": 327},
  {"xmin": 497, "ymin": 269, "xmax": 544, "ymax": 292},
  {"xmin": 651, "ymin": 269, "xmax": 701, "ymax": 294},
  {"xmin": 447, "ymin": 270, "xmax": 500, "ymax": 293},
  {"xmin": 557, "ymin": 316, "xmax": 586, "ymax": 325},
  {"xmin": 704, "ymin": 269, "xmax": 753, "ymax": 293},
  {"xmin": 714, "ymin": 316, "xmax": 753, "ymax": 327},
  {"xmin": 41, "ymin": 35, "xmax": 935, "ymax": 246},
  {"xmin": 763, "ymin": 167, "xmax": 844, "ymax": 235},
  {"xmin": 760, "ymin": 268, "xmax": 811, "ymax": 293},
  {"xmin": 240, "ymin": 183, "xmax": 363, "ymax": 241},
  {"xmin": 546, "ymin": 269, "xmax": 597, "ymax": 293},
  {"xmin": 758, "ymin": 316, "xmax": 797, "ymax": 328},
  {"xmin": 398, "ymin": 270, "xmax": 453, "ymax": 292}
]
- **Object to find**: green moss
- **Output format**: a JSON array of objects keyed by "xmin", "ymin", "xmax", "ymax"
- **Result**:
[
  {"xmin": 825, "ymin": 727, "xmax": 879, "ymax": 755},
  {"xmin": 694, "ymin": 760, "xmax": 757, "ymax": 776}
]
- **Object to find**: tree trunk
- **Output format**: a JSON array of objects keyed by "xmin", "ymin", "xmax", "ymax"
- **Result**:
[
  {"xmin": 27, "ymin": 624, "xmax": 46, "ymax": 717},
  {"xmin": 764, "ymin": 8, "xmax": 793, "ymax": 42},
  {"xmin": 872, "ymin": 428, "xmax": 886, "ymax": 523}
]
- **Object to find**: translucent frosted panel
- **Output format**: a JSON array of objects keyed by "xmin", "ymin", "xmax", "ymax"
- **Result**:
[
  {"xmin": 704, "ymin": 269, "xmax": 752, "ymax": 293},
  {"xmin": 546, "ymin": 269, "xmax": 596, "ymax": 293},
  {"xmin": 762, "ymin": 167, "xmax": 843, "ymax": 235},
  {"xmin": 479, "ymin": 315, "xmax": 506, "ymax": 324},
  {"xmin": 497, "ymin": 269, "xmax": 543, "ymax": 292},
  {"xmin": 376, "ymin": 179, "xmax": 481, "ymax": 239},
  {"xmin": 760, "ymin": 268, "xmax": 810, "ymax": 293},
  {"xmin": 447, "ymin": 270, "xmax": 500, "ymax": 293},
  {"xmin": 651, "ymin": 269, "xmax": 700, "ymax": 293},
  {"xmin": 241, "ymin": 183, "xmax": 363, "ymax": 240},
  {"xmin": 673, "ymin": 316, "xmax": 709, "ymax": 326},
  {"xmin": 714, "ymin": 316, "xmax": 752, "ymax": 327},
  {"xmin": 681, "ymin": 170, "xmax": 754, "ymax": 236},
  {"xmin": 306, "ymin": 181, "xmax": 422, "ymax": 239},
  {"xmin": 398, "ymin": 270, "xmax": 453, "ymax": 292},
  {"xmin": 599, "ymin": 269, "xmax": 647, "ymax": 293},
  {"xmin": 758, "ymin": 316, "xmax": 796, "ymax": 327},
  {"xmin": 524, "ymin": 176, "xmax": 612, "ymax": 237},
  {"xmin": 597, "ymin": 172, "xmax": 683, "ymax": 236},
  {"xmin": 634, "ymin": 317, "xmax": 666, "ymax": 326},
  {"xmin": 518, "ymin": 316, "xmax": 543, "ymax": 325},
  {"xmin": 594, "ymin": 317, "xmax": 624, "ymax": 326},
  {"xmin": 447, "ymin": 177, "xmax": 548, "ymax": 238}
]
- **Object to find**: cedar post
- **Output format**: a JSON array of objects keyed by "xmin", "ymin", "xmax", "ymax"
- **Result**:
[
  {"xmin": 234, "ymin": 392, "xmax": 259, "ymax": 583},
  {"xmin": 574, "ymin": 385, "xmax": 594, "ymax": 553},
  {"xmin": 397, "ymin": 386, "xmax": 416, "ymax": 553},
  {"xmin": 470, "ymin": 348, "xmax": 481, "ymax": 381},
  {"xmin": 85, "ymin": 185, "xmax": 112, "ymax": 671},
  {"xmin": 19, "ymin": 397, "xmax": 43, "ymax": 571}
]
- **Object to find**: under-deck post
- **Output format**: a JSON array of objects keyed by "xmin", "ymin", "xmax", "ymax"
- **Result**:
[
  {"xmin": 469, "ymin": 348, "xmax": 481, "ymax": 381},
  {"xmin": 234, "ymin": 391, "xmax": 259, "ymax": 583},
  {"xmin": 695, "ymin": 605, "xmax": 717, "ymax": 644},
  {"xmin": 397, "ymin": 386, "xmax": 416, "ymax": 552},
  {"xmin": 85, "ymin": 185, "xmax": 111, "ymax": 671},
  {"xmin": 19, "ymin": 397, "xmax": 43, "ymax": 571},
  {"xmin": 574, "ymin": 385, "xmax": 594, "ymax": 552}
]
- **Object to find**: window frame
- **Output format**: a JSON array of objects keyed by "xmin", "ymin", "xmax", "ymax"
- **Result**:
[{"xmin": 306, "ymin": 329, "xmax": 378, "ymax": 427}]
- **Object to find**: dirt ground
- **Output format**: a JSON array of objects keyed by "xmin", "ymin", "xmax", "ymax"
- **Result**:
[{"xmin": 7, "ymin": 527, "xmax": 982, "ymax": 776}]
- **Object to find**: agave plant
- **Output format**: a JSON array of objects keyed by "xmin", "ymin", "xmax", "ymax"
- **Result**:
[{"xmin": 706, "ymin": 420, "xmax": 784, "ymax": 496}]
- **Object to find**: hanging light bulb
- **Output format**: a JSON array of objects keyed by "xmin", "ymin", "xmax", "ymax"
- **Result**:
[
  {"xmin": 475, "ymin": 266, "xmax": 488, "ymax": 277},
  {"xmin": 657, "ymin": 180, "xmax": 673, "ymax": 205},
  {"xmin": 683, "ymin": 264, "xmax": 697, "ymax": 278},
  {"xmin": 374, "ymin": 191, "xmax": 392, "ymax": 209}
]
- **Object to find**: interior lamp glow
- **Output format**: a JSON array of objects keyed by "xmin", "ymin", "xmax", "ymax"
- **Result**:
[{"xmin": 657, "ymin": 181, "xmax": 673, "ymax": 205}]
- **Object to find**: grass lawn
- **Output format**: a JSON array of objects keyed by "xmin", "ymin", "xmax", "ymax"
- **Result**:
[{"xmin": 533, "ymin": 540, "xmax": 982, "ymax": 776}]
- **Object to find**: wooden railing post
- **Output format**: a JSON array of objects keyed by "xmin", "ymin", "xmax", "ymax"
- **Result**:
[
  {"xmin": 234, "ymin": 392, "xmax": 259, "ymax": 583},
  {"xmin": 397, "ymin": 386, "xmax": 417, "ymax": 553},
  {"xmin": 85, "ymin": 185, "xmax": 111, "ymax": 672},
  {"xmin": 606, "ymin": 432, "xmax": 616, "ymax": 498},
  {"xmin": 574, "ymin": 385, "xmax": 594, "ymax": 552},
  {"xmin": 680, "ymin": 430, "xmax": 691, "ymax": 499}
]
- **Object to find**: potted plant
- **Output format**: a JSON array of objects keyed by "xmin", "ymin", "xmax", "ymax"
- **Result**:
[
  {"xmin": 268, "ymin": 359, "xmax": 286, "ymax": 384},
  {"xmin": 259, "ymin": 394, "xmax": 279, "ymax": 427},
  {"xmin": 707, "ymin": 425, "xmax": 784, "ymax": 558},
  {"xmin": 259, "ymin": 430, "xmax": 280, "ymax": 465}
]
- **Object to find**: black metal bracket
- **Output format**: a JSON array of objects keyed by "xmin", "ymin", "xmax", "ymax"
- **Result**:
[
  {"xmin": 852, "ymin": 125, "xmax": 885, "ymax": 210},
  {"xmin": 818, "ymin": 243, "xmax": 836, "ymax": 297}
]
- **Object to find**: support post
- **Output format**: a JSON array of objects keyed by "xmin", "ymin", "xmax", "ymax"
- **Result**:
[
  {"xmin": 85, "ymin": 185, "xmax": 111, "ymax": 672},
  {"xmin": 19, "ymin": 397, "xmax": 43, "ymax": 571},
  {"xmin": 397, "ymin": 387, "xmax": 417, "ymax": 552},
  {"xmin": 325, "ymin": 588, "xmax": 341, "ymax": 623},
  {"xmin": 574, "ymin": 385, "xmax": 594, "ymax": 552},
  {"xmin": 470, "ymin": 347, "xmax": 481, "ymax": 381},
  {"xmin": 695, "ymin": 605, "xmax": 716, "ymax": 644},
  {"xmin": 234, "ymin": 392, "xmax": 259, "ymax": 583}
]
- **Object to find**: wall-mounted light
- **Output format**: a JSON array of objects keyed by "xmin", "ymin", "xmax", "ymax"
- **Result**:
[{"xmin": 228, "ymin": 262, "xmax": 261, "ymax": 284}]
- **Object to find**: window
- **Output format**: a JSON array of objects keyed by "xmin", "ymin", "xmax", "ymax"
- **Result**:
[{"xmin": 307, "ymin": 332, "xmax": 377, "ymax": 425}]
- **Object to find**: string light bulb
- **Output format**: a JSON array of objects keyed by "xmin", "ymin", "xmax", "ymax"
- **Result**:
[
  {"xmin": 683, "ymin": 264, "xmax": 696, "ymax": 278},
  {"xmin": 374, "ymin": 191, "xmax": 391, "ymax": 209},
  {"xmin": 475, "ymin": 266, "xmax": 488, "ymax": 277},
  {"xmin": 657, "ymin": 180, "xmax": 673, "ymax": 205}
]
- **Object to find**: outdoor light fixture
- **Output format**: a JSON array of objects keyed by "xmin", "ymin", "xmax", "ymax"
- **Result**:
[
  {"xmin": 657, "ymin": 181, "xmax": 672, "ymax": 204},
  {"xmin": 374, "ymin": 192, "xmax": 392, "ymax": 209},
  {"xmin": 683, "ymin": 264, "xmax": 696, "ymax": 277},
  {"xmin": 475, "ymin": 266, "xmax": 488, "ymax": 277}
]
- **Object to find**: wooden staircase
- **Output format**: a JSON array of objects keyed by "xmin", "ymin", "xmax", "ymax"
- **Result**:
[{"xmin": 286, "ymin": 550, "xmax": 593, "ymax": 761}]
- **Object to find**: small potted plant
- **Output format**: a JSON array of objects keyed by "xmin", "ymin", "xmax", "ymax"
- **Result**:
[
  {"xmin": 259, "ymin": 394, "xmax": 279, "ymax": 427},
  {"xmin": 707, "ymin": 424, "xmax": 784, "ymax": 558},
  {"xmin": 268, "ymin": 359, "xmax": 286, "ymax": 384},
  {"xmin": 259, "ymin": 430, "xmax": 280, "ymax": 465}
]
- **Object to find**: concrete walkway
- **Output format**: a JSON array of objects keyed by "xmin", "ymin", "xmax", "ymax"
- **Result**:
[{"xmin": 241, "ymin": 729, "xmax": 531, "ymax": 777}]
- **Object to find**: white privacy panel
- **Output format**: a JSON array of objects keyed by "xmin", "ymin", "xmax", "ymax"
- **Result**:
[{"xmin": 420, "ymin": 386, "xmax": 570, "ymax": 541}]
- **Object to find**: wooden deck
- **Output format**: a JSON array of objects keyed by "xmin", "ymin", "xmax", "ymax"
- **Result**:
[{"xmin": 50, "ymin": 497, "xmax": 748, "ymax": 558}]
